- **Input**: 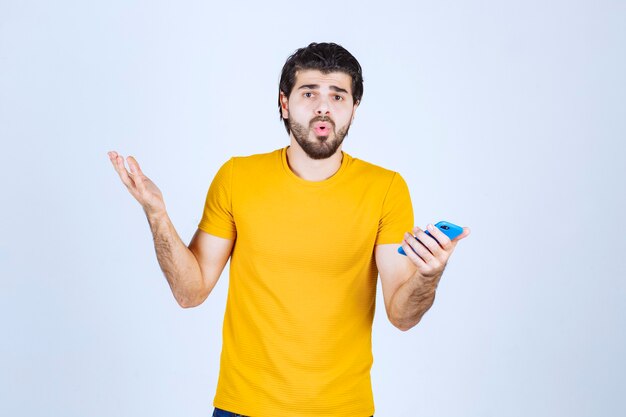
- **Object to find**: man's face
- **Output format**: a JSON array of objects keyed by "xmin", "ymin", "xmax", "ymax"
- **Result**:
[{"xmin": 280, "ymin": 69, "xmax": 358, "ymax": 160}]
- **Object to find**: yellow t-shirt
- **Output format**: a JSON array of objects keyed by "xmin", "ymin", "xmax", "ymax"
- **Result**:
[{"xmin": 198, "ymin": 147, "xmax": 413, "ymax": 417}]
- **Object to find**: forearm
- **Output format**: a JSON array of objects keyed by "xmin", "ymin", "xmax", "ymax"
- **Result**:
[
  {"xmin": 389, "ymin": 274, "xmax": 439, "ymax": 331},
  {"xmin": 147, "ymin": 212, "xmax": 205, "ymax": 307}
]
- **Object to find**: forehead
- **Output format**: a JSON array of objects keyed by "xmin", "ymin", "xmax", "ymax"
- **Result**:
[{"xmin": 293, "ymin": 69, "xmax": 352, "ymax": 92}]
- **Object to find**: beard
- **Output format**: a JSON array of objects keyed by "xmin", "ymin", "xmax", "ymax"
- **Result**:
[{"xmin": 288, "ymin": 115, "xmax": 351, "ymax": 160}]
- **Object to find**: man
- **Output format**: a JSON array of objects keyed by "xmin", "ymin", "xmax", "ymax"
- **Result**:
[{"xmin": 108, "ymin": 42, "xmax": 469, "ymax": 417}]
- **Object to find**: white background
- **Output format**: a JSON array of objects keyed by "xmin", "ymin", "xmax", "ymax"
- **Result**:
[{"xmin": 1, "ymin": 1, "xmax": 624, "ymax": 416}]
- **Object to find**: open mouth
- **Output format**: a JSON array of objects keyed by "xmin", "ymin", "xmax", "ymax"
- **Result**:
[{"xmin": 312, "ymin": 121, "xmax": 331, "ymax": 137}]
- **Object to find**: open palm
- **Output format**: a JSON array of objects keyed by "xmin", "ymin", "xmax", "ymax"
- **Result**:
[{"xmin": 107, "ymin": 151, "xmax": 166, "ymax": 217}]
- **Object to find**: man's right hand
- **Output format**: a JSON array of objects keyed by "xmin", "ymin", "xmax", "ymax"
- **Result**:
[{"xmin": 107, "ymin": 151, "xmax": 167, "ymax": 218}]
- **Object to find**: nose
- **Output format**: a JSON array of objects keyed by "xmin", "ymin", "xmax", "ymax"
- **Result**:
[{"xmin": 315, "ymin": 96, "xmax": 330, "ymax": 116}]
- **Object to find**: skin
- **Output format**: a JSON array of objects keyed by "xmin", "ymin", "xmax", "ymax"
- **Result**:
[
  {"xmin": 107, "ymin": 151, "xmax": 232, "ymax": 308},
  {"xmin": 280, "ymin": 70, "xmax": 357, "ymax": 181},
  {"xmin": 107, "ymin": 68, "xmax": 470, "ymax": 330}
]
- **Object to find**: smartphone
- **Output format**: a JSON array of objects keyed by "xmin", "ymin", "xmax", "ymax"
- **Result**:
[{"xmin": 398, "ymin": 221, "xmax": 464, "ymax": 256}]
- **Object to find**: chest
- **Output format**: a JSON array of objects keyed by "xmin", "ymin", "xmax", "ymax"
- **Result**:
[{"xmin": 231, "ymin": 180, "xmax": 384, "ymax": 266}]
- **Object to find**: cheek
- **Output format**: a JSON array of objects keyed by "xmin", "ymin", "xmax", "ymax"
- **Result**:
[
  {"xmin": 288, "ymin": 104, "xmax": 311, "ymax": 120},
  {"xmin": 334, "ymin": 107, "xmax": 354, "ymax": 125}
]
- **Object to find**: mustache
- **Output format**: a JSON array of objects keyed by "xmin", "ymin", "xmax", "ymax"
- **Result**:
[{"xmin": 309, "ymin": 115, "xmax": 335, "ymax": 127}]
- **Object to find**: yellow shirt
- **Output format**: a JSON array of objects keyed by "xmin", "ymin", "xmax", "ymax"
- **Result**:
[{"xmin": 198, "ymin": 148, "xmax": 413, "ymax": 417}]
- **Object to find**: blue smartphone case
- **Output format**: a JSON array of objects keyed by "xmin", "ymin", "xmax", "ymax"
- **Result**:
[{"xmin": 398, "ymin": 221, "xmax": 464, "ymax": 256}]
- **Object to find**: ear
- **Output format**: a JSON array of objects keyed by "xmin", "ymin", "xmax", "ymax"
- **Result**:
[
  {"xmin": 279, "ymin": 91, "xmax": 289, "ymax": 119},
  {"xmin": 351, "ymin": 101, "xmax": 359, "ymax": 121}
]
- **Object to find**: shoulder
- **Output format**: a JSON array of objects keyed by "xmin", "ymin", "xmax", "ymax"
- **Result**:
[
  {"xmin": 345, "ymin": 153, "xmax": 403, "ymax": 184},
  {"xmin": 229, "ymin": 148, "xmax": 282, "ymax": 171},
  {"xmin": 232, "ymin": 148, "xmax": 282, "ymax": 163}
]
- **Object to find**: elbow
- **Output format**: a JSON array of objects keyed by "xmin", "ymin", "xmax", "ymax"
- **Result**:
[
  {"xmin": 391, "ymin": 318, "xmax": 419, "ymax": 332},
  {"xmin": 388, "ymin": 310, "xmax": 422, "ymax": 332},
  {"xmin": 395, "ymin": 322, "xmax": 412, "ymax": 332},
  {"xmin": 177, "ymin": 299, "xmax": 199, "ymax": 309},
  {"xmin": 174, "ymin": 281, "xmax": 211, "ymax": 309},
  {"xmin": 175, "ymin": 293, "xmax": 206, "ymax": 309}
]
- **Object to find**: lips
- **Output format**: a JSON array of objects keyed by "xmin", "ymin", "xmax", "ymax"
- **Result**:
[
  {"xmin": 313, "ymin": 122, "xmax": 331, "ymax": 136},
  {"xmin": 312, "ymin": 121, "xmax": 332, "ymax": 136}
]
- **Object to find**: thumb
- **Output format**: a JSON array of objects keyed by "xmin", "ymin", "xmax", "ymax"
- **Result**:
[
  {"xmin": 455, "ymin": 227, "xmax": 471, "ymax": 241},
  {"xmin": 126, "ymin": 156, "xmax": 142, "ymax": 175}
]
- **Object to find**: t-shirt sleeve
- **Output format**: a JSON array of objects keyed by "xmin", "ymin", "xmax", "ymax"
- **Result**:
[
  {"xmin": 376, "ymin": 172, "xmax": 414, "ymax": 245},
  {"xmin": 197, "ymin": 158, "xmax": 237, "ymax": 240}
]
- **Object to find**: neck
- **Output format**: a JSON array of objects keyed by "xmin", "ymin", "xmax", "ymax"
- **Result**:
[{"xmin": 286, "ymin": 140, "xmax": 343, "ymax": 182}]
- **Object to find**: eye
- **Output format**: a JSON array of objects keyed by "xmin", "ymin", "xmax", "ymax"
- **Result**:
[
  {"xmin": 304, "ymin": 92, "xmax": 314, "ymax": 98},
  {"xmin": 334, "ymin": 95, "xmax": 344, "ymax": 101}
]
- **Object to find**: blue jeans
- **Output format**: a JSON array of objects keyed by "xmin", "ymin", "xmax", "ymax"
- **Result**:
[
  {"xmin": 213, "ymin": 407, "xmax": 373, "ymax": 416},
  {"xmin": 212, "ymin": 407, "xmax": 246, "ymax": 417}
]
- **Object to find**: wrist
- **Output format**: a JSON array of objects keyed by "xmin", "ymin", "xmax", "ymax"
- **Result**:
[
  {"xmin": 146, "ymin": 209, "xmax": 169, "ymax": 224},
  {"xmin": 409, "ymin": 271, "xmax": 440, "ymax": 294}
]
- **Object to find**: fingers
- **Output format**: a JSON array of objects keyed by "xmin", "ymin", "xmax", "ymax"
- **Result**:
[
  {"xmin": 428, "ymin": 224, "xmax": 471, "ymax": 247},
  {"xmin": 403, "ymin": 226, "xmax": 444, "ymax": 261},
  {"xmin": 402, "ymin": 223, "xmax": 470, "ymax": 279},
  {"xmin": 402, "ymin": 230, "xmax": 444, "ymax": 277},
  {"xmin": 454, "ymin": 227, "xmax": 471, "ymax": 242},
  {"xmin": 402, "ymin": 228, "xmax": 438, "ymax": 263},
  {"xmin": 424, "ymin": 224, "xmax": 453, "ymax": 251},
  {"xmin": 402, "ymin": 224, "xmax": 458, "ymax": 276},
  {"xmin": 107, "ymin": 151, "xmax": 134, "ymax": 189},
  {"xmin": 126, "ymin": 155, "xmax": 142, "ymax": 176},
  {"xmin": 400, "ymin": 234, "xmax": 428, "ymax": 268},
  {"xmin": 107, "ymin": 150, "xmax": 120, "ymax": 171}
]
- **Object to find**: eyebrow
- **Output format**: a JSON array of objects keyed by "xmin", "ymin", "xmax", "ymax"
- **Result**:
[{"xmin": 297, "ymin": 84, "xmax": 349, "ymax": 95}]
